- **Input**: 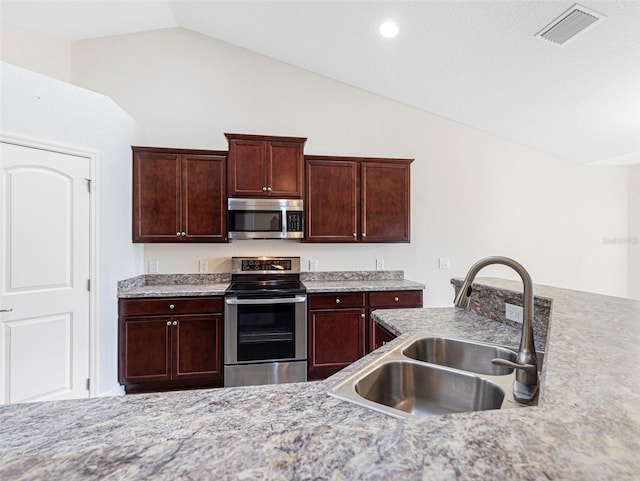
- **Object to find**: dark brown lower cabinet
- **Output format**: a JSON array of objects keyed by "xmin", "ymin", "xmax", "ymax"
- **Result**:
[
  {"xmin": 119, "ymin": 297, "xmax": 223, "ymax": 393},
  {"xmin": 371, "ymin": 322, "xmax": 398, "ymax": 350},
  {"xmin": 308, "ymin": 290, "xmax": 423, "ymax": 380},
  {"xmin": 308, "ymin": 293, "xmax": 366, "ymax": 380}
]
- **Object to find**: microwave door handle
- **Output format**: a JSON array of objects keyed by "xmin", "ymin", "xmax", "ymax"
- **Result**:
[{"xmin": 225, "ymin": 296, "xmax": 307, "ymax": 305}]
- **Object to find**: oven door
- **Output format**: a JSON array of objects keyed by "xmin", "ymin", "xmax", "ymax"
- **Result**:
[{"xmin": 224, "ymin": 295, "xmax": 307, "ymax": 364}]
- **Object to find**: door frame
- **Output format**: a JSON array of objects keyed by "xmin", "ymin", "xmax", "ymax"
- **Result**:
[{"xmin": 0, "ymin": 132, "xmax": 98, "ymax": 397}]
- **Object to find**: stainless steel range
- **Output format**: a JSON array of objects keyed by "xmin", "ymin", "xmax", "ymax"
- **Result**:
[{"xmin": 224, "ymin": 256, "xmax": 307, "ymax": 387}]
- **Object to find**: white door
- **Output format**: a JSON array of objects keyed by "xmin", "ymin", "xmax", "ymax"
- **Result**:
[{"xmin": 0, "ymin": 141, "xmax": 92, "ymax": 404}]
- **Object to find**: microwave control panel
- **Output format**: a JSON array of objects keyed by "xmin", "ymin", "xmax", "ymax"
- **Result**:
[{"xmin": 287, "ymin": 212, "xmax": 303, "ymax": 233}]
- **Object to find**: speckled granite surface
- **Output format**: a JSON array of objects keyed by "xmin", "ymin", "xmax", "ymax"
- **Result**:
[
  {"xmin": 303, "ymin": 278, "xmax": 425, "ymax": 293},
  {"xmin": 117, "ymin": 272, "xmax": 425, "ymax": 297},
  {"xmin": 117, "ymin": 274, "xmax": 231, "ymax": 298},
  {"xmin": 451, "ymin": 276, "xmax": 553, "ymax": 337},
  {"xmin": 2, "ymin": 282, "xmax": 639, "ymax": 480}
]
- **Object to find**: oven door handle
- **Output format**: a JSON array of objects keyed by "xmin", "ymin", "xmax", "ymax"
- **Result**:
[{"xmin": 225, "ymin": 296, "xmax": 307, "ymax": 305}]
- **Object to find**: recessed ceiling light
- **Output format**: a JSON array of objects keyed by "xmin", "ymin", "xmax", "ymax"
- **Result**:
[{"xmin": 379, "ymin": 20, "xmax": 399, "ymax": 38}]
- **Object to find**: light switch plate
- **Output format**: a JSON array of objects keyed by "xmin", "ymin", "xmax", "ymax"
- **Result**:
[
  {"xmin": 149, "ymin": 260, "xmax": 159, "ymax": 273},
  {"xmin": 376, "ymin": 259, "xmax": 384, "ymax": 270}
]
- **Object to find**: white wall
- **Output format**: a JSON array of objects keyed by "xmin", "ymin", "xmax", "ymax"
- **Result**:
[
  {"xmin": 0, "ymin": 61, "xmax": 143, "ymax": 396},
  {"xmin": 69, "ymin": 27, "xmax": 631, "ymax": 302},
  {"xmin": 0, "ymin": 24, "xmax": 633, "ymax": 305},
  {"xmin": 629, "ymin": 165, "xmax": 640, "ymax": 300},
  {"xmin": 0, "ymin": 24, "xmax": 73, "ymax": 83}
]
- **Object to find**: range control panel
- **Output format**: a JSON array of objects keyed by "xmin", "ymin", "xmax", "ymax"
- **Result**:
[
  {"xmin": 241, "ymin": 259, "xmax": 291, "ymax": 272},
  {"xmin": 231, "ymin": 257, "xmax": 301, "ymax": 274}
]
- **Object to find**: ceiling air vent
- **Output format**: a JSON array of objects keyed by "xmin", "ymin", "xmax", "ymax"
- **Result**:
[{"xmin": 536, "ymin": 3, "xmax": 605, "ymax": 45}]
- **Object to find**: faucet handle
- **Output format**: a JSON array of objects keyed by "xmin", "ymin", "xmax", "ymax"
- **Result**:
[{"xmin": 491, "ymin": 358, "xmax": 536, "ymax": 373}]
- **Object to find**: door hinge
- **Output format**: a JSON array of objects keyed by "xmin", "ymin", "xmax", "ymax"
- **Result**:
[
  {"xmin": 87, "ymin": 279, "xmax": 91, "ymax": 291},
  {"xmin": 86, "ymin": 378, "xmax": 90, "ymax": 390},
  {"xmin": 84, "ymin": 178, "xmax": 91, "ymax": 193}
]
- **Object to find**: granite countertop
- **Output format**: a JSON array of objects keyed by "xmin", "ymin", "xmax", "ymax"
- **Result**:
[
  {"xmin": 117, "ymin": 271, "xmax": 426, "ymax": 298},
  {"xmin": 2, "ymin": 282, "xmax": 639, "ymax": 480}
]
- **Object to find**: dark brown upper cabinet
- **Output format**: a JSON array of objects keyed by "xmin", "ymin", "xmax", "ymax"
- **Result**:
[
  {"xmin": 132, "ymin": 147, "xmax": 227, "ymax": 243},
  {"xmin": 225, "ymin": 133, "xmax": 306, "ymax": 198},
  {"xmin": 304, "ymin": 156, "xmax": 412, "ymax": 243}
]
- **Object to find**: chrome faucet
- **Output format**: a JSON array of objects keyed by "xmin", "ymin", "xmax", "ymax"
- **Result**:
[{"xmin": 454, "ymin": 256, "xmax": 539, "ymax": 403}]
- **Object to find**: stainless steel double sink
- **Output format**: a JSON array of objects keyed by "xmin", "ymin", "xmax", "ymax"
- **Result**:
[{"xmin": 328, "ymin": 333, "xmax": 544, "ymax": 419}]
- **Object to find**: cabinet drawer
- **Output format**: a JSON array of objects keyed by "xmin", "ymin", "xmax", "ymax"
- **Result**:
[
  {"xmin": 119, "ymin": 297, "xmax": 223, "ymax": 316},
  {"xmin": 368, "ymin": 290, "xmax": 422, "ymax": 308},
  {"xmin": 308, "ymin": 292, "xmax": 365, "ymax": 309}
]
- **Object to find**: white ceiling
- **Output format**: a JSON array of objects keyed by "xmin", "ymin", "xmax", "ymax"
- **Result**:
[{"xmin": 2, "ymin": 0, "xmax": 639, "ymax": 165}]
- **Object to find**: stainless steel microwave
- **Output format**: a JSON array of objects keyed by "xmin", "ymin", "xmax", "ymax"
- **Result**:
[{"xmin": 227, "ymin": 198, "xmax": 303, "ymax": 240}]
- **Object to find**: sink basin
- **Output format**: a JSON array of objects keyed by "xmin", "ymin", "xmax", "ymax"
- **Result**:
[
  {"xmin": 328, "ymin": 332, "xmax": 544, "ymax": 419},
  {"xmin": 354, "ymin": 361, "xmax": 505, "ymax": 416},
  {"xmin": 402, "ymin": 336, "xmax": 518, "ymax": 376}
]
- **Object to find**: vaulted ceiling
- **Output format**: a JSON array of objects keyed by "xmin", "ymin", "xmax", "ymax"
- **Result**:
[{"xmin": 2, "ymin": 1, "xmax": 639, "ymax": 165}]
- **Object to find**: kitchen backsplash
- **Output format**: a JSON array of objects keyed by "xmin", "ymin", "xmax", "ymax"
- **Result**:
[
  {"xmin": 451, "ymin": 277, "xmax": 552, "ymax": 338},
  {"xmin": 300, "ymin": 271, "xmax": 404, "ymax": 281}
]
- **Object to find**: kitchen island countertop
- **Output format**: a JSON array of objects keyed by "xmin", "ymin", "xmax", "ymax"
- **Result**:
[{"xmin": 1, "ymin": 281, "xmax": 639, "ymax": 480}]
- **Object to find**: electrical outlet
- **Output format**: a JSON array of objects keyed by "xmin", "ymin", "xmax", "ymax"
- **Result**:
[
  {"xmin": 149, "ymin": 260, "xmax": 159, "ymax": 273},
  {"xmin": 505, "ymin": 303, "xmax": 524, "ymax": 324},
  {"xmin": 438, "ymin": 257, "xmax": 450, "ymax": 269},
  {"xmin": 199, "ymin": 260, "xmax": 208, "ymax": 273},
  {"xmin": 376, "ymin": 258, "xmax": 384, "ymax": 270},
  {"xmin": 309, "ymin": 259, "xmax": 318, "ymax": 272}
]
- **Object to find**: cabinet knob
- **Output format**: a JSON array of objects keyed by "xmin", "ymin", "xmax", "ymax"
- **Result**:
[
  {"xmin": 267, "ymin": 187, "xmax": 272, "ymax": 191},
  {"xmin": 166, "ymin": 321, "xmax": 171, "ymax": 326},
  {"xmin": 169, "ymin": 304, "xmax": 175, "ymax": 309},
  {"xmin": 394, "ymin": 297, "xmax": 399, "ymax": 302},
  {"xmin": 181, "ymin": 232, "xmax": 186, "ymax": 237},
  {"xmin": 352, "ymin": 233, "xmax": 357, "ymax": 238},
  {"xmin": 335, "ymin": 298, "xmax": 341, "ymax": 304},
  {"xmin": 262, "ymin": 186, "xmax": 267, "ymax": 191},
  {"xmin": 360, "ymin": 313, "xmax": 365, "ymax": 318},
  {"xmin": 172, "ymin": 321, "xmax": 177, "ymax": 326},
  {"xmin": 176, "ymin": 232, "xmax": 181, "ymax": 237},
  {"xmin": 362, "ymin": 232, "xmax": 366, "ymax": 237}
]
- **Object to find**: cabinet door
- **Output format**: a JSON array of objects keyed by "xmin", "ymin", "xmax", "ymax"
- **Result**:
[
  {"xmin": 268, "ymin": 141, "xmax": 304, "ymax": 198},
  {"xmin": 133, "ymin": 151, "xmax": 181, "ymax": 242},
  {"xmin": 173, "ymin": 314, "xmax": 223, "ymax": 381},
  {"xmin": 120, "ymin": 316, "xmax": 172, "ymax": 383},
  {"xmin": 227, "ymin": 140, "xmax": 268, "ymax": 197},
  {"xmin": 182, "ymin": 155, "xmax": 227, "ymax": 242},
  {"xmin": 361, "ymin": 161, "xmax": 411, "ymax": 242},
  {"xmin": 308, "ymin": 308, "xmax": 365, "ymax": 378},
  {"xmin": 305, "ymin": 159, "xmax": 359, "ymax": 242},
  {"xmin": 371, "ymin": 321, "xmax": 397, "ymax": 351}
]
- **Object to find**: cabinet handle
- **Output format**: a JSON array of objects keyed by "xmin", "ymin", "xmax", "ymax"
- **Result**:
[
  {"xmin": 394, "ymin": 297, "xmax": 399, "ymax": 302},
  {"xmin": 172, "ymin": 321, "xmax": 178, "ymax": 326},
  {"xmin": 0, "ymin": 308, "xmax": 13, "ymax": 312},
  {"xmin": 166, "ymin": 321, "xmax": 171, "ymax": 326},
  {"xmin": 335, "ymin": 298, "xmax": 341, "ymax": 304},
  {"xmin": 169, "ymin": 304, "xmax": 175, "ymax": 309}
]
